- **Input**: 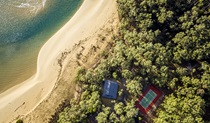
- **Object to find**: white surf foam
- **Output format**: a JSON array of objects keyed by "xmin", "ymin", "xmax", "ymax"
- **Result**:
[
  {"xmin": 15, "ymin": 0, "xmax": 47, "ymax": 14},
  {"xmin": 16, "ymin": 3, "xmax": 31, "ymax": 8},
  {"xmin": 42, "ymin": 0, "xmax": 47, "ymax": 7}
]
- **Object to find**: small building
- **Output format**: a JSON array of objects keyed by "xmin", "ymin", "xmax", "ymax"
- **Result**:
[
  {"xmin": 102, "ymin": 80, "xmax": 118, "ymax": 99},
  {"xmin": 136, "ymin": 85, "xmax": 163, "ymax": 115}
]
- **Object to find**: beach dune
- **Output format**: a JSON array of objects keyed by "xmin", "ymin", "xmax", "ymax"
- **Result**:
[{"xmin": 0, "ymin": 0, "xmax": 117, "ymax": 122}]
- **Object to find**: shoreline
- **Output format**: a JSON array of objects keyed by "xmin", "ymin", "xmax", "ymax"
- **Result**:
[
  {"xmin": 0, "ymin": 0, "xmax": 118, "ymax": 122},
  {"xmin": 0, "ymin": 0, "xmax": 83, "ymax": 93}
]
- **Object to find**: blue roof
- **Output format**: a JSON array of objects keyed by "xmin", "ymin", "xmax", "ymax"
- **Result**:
[{"xmin": 102, "ymin": 80, "xmax": 118, "ymax": 99}]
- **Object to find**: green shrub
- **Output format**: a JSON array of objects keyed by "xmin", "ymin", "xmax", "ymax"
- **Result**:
[{"xmin": 16, "ymin": 119, "xmax": 23, "ymax": 123}]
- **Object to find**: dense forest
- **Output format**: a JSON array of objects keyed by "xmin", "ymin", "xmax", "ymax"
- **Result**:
[{"xmin": 57, "ymin": 0, "xmax": 210, "ymax": 122}]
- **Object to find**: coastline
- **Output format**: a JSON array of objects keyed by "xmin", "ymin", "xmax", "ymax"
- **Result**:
[
  {"xmin": 0, "ymin": 0, "xmax": 118, "ymax": 122},
  {"xmin": 0, "ymin": 0, "xmax": 83, "ymax": 93}
]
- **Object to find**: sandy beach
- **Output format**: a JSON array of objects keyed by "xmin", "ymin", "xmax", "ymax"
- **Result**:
[{"xmin": 0, "ymin": 0, "xmax": 118, "ymax": 122}]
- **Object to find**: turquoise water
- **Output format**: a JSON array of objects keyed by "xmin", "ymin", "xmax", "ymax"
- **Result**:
[{"xmin": 0, "ymin": 0, "xmax": 83, "ymax": 93}]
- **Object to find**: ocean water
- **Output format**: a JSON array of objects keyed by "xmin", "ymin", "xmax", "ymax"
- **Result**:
[{"xmin": 0, "ymin": 0, "xmax": 83, "ymax": 93}]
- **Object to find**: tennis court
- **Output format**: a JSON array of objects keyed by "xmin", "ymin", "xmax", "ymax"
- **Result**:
[{"xmin": 139, "ymin": 89, "xmax": 157, "ymax": 109}]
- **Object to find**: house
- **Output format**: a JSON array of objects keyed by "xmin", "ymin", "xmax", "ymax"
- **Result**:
[
  {"xmin": 102, "ymin": 80, "xmax": 118, "ymax": 99},
  {"xmin": 136, "ymin": 85, "xmax": 164, "ymax": 115}
]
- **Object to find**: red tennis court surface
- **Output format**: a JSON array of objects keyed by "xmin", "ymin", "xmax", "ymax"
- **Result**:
[{"xmin": 136, "ymin": 85, "xmax": 163, "ymax": 114}]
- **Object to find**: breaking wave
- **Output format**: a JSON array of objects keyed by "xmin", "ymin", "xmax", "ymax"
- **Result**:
[{"xmin": 15, "ymin": 0, "xmax": 47, "ymax": 14}]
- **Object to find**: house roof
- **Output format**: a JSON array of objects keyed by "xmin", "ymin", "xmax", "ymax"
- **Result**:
[
  {"xmin": 136, "ymin": 85, "xmax": 163, "ymax": 114},
  {"xmin": 102, "ymin": 80, "xmax": 118, "ymax": 99}
]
